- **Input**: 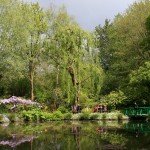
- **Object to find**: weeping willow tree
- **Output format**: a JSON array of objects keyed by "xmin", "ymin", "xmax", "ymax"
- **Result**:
[{"xmin": 45, "ymin": 6, "xmax": 103, "ymax": 108}]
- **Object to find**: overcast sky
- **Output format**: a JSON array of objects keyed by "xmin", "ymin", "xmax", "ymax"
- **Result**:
[{"xmin": 23, "ymin": 0, "xmax": 137, "ymax": 31}]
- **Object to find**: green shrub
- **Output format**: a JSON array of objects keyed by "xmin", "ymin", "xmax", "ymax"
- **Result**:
[
  {"xmin": 57, "ymin": 106, "xmax": 69, "ymax": 114},
  {"xmin": 90, "ymin": 113, "xmax": 99, "ymax": 120},
  {"xmin": 32, "ymin": 112, "xmax": 40, "ymax": 121},
  {"xmin": 100, "ymin": 91, "xmax": 127, "ymax": 110},
  {"xmin": 16, "ymin": 105, "xmax": 24, "ymax": 112},
  {"xmin": 81, "ymin": 107, "xmax": 93, "ymax": 113},
  {"xmin": 39, "ymin": 112, "xmax": 46, "ymax": 121},
  {"xmin": 79, "ymin": 112, "xmax": 90, "ymax": 120},
  {"xmin": 23, "ymin": 105, "xmax": 40, "ymax": 111},
  {"xmin": 64, "ymin": 112, "xmax": 72, "ymax": 120},
  {"xmin": 39, "ymin": 112, "xmax": 53, "ymax": 121},
  {"xmin": 52, "ymin": 111, "xmax": 64, "ymax": 121},
  {"xmin": 21, "ymin": 110, "xmax": 35, "ymax": 121},
  {"xmin": 21, "ymin": 110, "xmax": 64, "ymax": 122}
]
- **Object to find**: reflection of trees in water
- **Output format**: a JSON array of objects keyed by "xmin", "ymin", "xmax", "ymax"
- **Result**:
[
  {"xmin": 96, "ymin": 127, "xmax": 128, "ymax": 149},
  {"xmin": 123, "ymin": 121, "xmax": 150, "ymax": 149},
  {"xmin": 101, "ymin": 131, "xmax": 128, "ymax": 148},
  {"xmin": 51, "ymin": 129, "xmax": 62, "ymax": 150},
  {"xmin": 0, "ymin": 134, "xmax": 35, "ymax": 148},
  {"xmin": 96, "ymin": 121, "xmax": 150, "ymax": 150},
  {"xmin": 71, "ymin": 126, "xmax": 81, "ymax": 150},
  {"xmin": 124, "ymin": 121, "xmax": 150, "ymax": 134},
  {"xmin": 0, "ymin": 121, "xmax": 149, "ymax": 150}
]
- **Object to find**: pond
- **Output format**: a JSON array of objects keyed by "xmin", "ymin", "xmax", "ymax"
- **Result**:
[{"xmin": 0, "ymin": 120, "xmax": 149, "ymax": 150}]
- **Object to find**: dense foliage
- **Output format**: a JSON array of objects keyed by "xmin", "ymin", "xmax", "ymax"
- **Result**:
[
  {"xmin": 95, "ymin": 0, "xmax": 150, "ymax": 106},
  {"xmin": 0, "ymin": 0, "xmax": 150, "ymax": 112},
  {"xmin": 0, "ymin": 0, "xmax": 103, "ymax": 110}
]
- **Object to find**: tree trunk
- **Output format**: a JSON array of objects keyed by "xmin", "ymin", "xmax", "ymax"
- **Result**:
[
  {"xmin": 68, "ymin": 66, "xmax": 75, "ymax": 86},
  {"xmin": 76, "ymin": 82, "xmax": 80, "ymax": 105},
  {"xmin": 29, "ymin": 61, "xmax": 34, "ymax": 101},
  {"xmin": 53, "ymin": 65, "xmax": 59, "ymax": 111},
  {"xmin": 67, "ymin": 66, "xmax": 81, "ymax": 106}
]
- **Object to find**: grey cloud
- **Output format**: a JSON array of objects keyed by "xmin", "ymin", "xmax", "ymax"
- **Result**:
[{"xmin": 23, "ymin": 0, "xmax": 136, "ymax": 31}]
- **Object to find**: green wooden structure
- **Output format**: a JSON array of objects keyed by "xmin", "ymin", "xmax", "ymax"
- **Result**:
[{"xmin": 124, "ymin": 107, "xmax": 150, "ymax": 119}]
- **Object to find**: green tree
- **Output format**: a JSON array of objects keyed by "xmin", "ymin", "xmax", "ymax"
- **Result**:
[
  {"xmin": 46, "ymin": 7, "xmax": 103, "ymax": 108},
  {"xmin": 111, "ymin": 0, "xmax": 150, "ymax": 92},
  {"xmin": 0, "ymin": 1, "xmax": 49, "ymax": 100},
  {"xmin": 0, "ymin": 0, "xmax": 27, "ymax": 97},
  {"xmin": 95, "ymin": 19, "xmax": 114, "ymax": 71},
  {"xmin": 95, "ymin": 19, "xmax": 117, "ymax": 95},
  {"xmin": 129, "ymin": 61, "xmax": 150, "ymax": 105},
  {"xmin": 19, "ymin": 3, "xmax": 48, "ymax": 100},
  {"xmin": 100, "ymin": 91, "xmax": 127, "ymax": 110},
  {"xmin": 96, "ymin": 0, "xmax": 150, "ymax": 105}
]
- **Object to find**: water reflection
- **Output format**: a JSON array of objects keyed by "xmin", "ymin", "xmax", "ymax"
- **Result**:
[
  {"xmin": 71, "ymin": 125, "xmax": 81, "ymax": 150},
  {"xmin": 0, "ymin": 134, "xmax": 34, "ymax": 148},
  {"xmin": 124, "ymin": 121, "xmax": 150, "ymax": 133},
  {"xmin": 0, "ymin": 121, "xmax": 149, "ymax": 150}
]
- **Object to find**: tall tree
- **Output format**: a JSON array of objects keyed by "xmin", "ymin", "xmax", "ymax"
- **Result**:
[
  {"xmin": 95, "ymin": 19, "xmax": 114, "ymax": 71},
  {"xmin": 95, "ymin": 19, "xmax": 117, "ymax": 95},
  {"xmin": 19, "ymin": 3, "xmax": 48, "ymax": 100},
  {"xmin": 46, "ymin": 7, "xmax": 103, "ymax": 107},
  {"xmin": 0, "ymin": 0, "xmax": 27, "ymax": 96}
]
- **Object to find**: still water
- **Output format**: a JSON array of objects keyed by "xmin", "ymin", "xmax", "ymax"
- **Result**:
[{"xmin": 0, "ymin": 120, "xmax": 149, "ymax": 150}]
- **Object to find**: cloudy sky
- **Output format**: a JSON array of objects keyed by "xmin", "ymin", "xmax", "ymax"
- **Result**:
[{"xmin": 23, "ymin": 0, "xmax": 137, "ymax": 31}]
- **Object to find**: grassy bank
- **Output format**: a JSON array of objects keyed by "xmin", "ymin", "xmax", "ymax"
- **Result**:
[{"xmin": 0, "ymin": 110, "xmax": 129, "ymax": 123}]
